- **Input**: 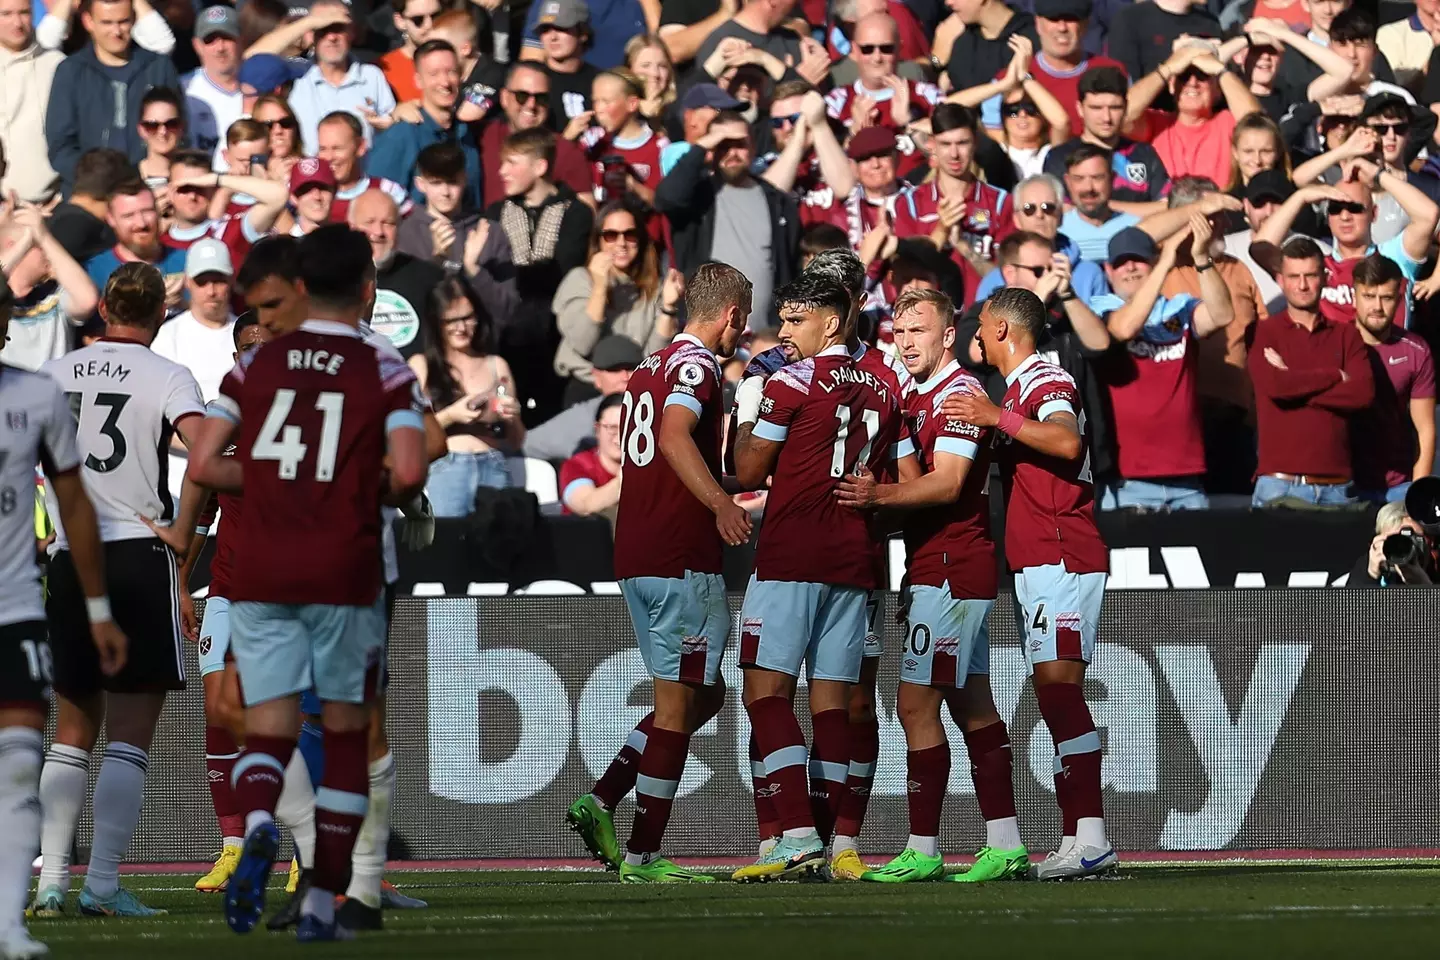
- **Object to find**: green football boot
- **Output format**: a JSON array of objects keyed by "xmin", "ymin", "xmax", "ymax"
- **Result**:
[
  {"xmin": 861, "ymin": 848, "xmax": 945, "ymax": 883},
  {"xmin": 619, "ymin": 858, "xmax": 716, "ymax": 883},
  {"xmin": 566, "ymin": 794, "xmax": 621, "ymax": 870},
  {"xmin": 948, "ymin": 846, "xmax": 1030, "ymax": 882}
]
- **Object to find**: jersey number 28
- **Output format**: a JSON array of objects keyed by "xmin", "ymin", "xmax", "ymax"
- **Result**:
[
  {"xmin": 254, "ymin": 389, "xmax": 344, "ymax": 481},
  {"xmin": 619, "ymin": 391, "xmax": 655, "ymax": 468}
]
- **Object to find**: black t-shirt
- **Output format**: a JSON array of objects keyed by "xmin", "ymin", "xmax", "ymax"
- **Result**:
[
  {"xmin": 374, "ymin": 253, "xmax": 446, "ymax": 359},
  {"xmin": 660, "ymin": 0, "xmax": 717, "ymax": 28},
  {"xmin": 461, "ymin": 57, "xmax": 509, "ymax": 121},
  {"xmin": 48, "ymin": 203, "xmax": 115, "ymax": 265},
  {"xmin": 947, "ymin": 13, "xmax": 1037, "ymax": 94},
  {"xmin": 547, "ymin": 62, "xmax": 601, "ymax": 132},
  {"xmin": 1106, "ymin": 3, "xmax": 1221, "ymax": 82},
  {"xmin": 1044, "ymin": 137, "xmax": 1170, "ymax": 203}
]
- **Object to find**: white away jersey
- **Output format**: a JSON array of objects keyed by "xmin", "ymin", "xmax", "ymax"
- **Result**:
[
  {"xmin": 0, "ymin": 364, "xmax": 81, "ymax": 625},
  {"xmin": 41, "ymin": 339, "xmax": 206, "ymax": 548}
]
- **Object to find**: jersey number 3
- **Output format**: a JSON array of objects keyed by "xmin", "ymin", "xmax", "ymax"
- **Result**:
[{"xmin": 254, "ymin": 389, "xmax": 344, "ymax": 481}]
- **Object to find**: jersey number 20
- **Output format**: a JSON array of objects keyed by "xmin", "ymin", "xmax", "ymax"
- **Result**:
[{"xmin": 254, "ymin": 389, "xmax": 344, "ymax": 481}]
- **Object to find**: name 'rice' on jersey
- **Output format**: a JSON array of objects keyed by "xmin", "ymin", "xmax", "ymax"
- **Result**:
[{"xmin": 40, "ymin": 338, "xmax": 205, "ymax": 549}]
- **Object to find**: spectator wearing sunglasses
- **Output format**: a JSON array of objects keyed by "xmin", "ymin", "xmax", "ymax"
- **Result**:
[
  {"xmin": 135, "ymin": 86, "xmax": 184, "ymax": 188},
  {"xmin": 479, "ymin": 62, "xmax": 596, "ymax": 206},
  {"xmin": 381, "ymin": 0, "xmax": 440, "ymax": 104},
  {"xmin": 1251, "ymin": 170, "xmax": 1436, "ymax": 330},
  {"xmin": 251, "ymin": 94, "xmax": 304, "ymax": 183},
  {"xmin": 1044, "ymin": 67, "xmax": 1169, "ymax": 213},
  {"xmin": 973, "ymin": 172, "xmax": 1107, "ymax": 302},
  {"xmin": 950, "ymin": 35, "xmax": 1069, "ymax": 181},
  {"xmin": 1087, "ymin": 220, "xmax": 1234, "ymax": 511},
  {"xmin": 0, "ymin": 0, "xmax": 63, "ymax": 203},
  {"xmin": 758, "ymin": 82, "xmax": 858, "ymax": 229},
  {"xmin": 182, "ymin": 6, "xmax": 243, "ymax": 162},
  {"xmin": 44, "ymin": 0, "xmax": 181, "ymax": 192},
  {"xmin": 824, "ymin": 13, "xmax": 941, "ymax": 179}
]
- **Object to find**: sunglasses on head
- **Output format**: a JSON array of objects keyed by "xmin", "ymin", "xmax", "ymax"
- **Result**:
[
  {"xmin": 770, "ymin": 113, "xmax": 800, "ymax": 129},
  {"xmin": 858, "ymin": 43, "xmax": 896, "ymax": 55},
  {"xmin": 601, "ymin": 228, "xmax": 640, "ymax": 243},
  {"xmin": 1004, "ymin": 102, "xmax": 1041, "ymax": 119},
  {"xmin": 1368, "ymin": 121, "xmax": 1410, "ymax": 137},
  {"xmin": 407, "ymin": 13, "xmax": 433, "ymax": 26},
  {"xmin": 1327, "ymin": 200, "xmax": 1368, "ymax": 216},
  {"xmin": 140, "ymin": 119, "xmax": 182, "ymax": 133},
  {"xmin": 1011, "ymin": 263, "xmax": 1048, "ymax": 278},
  {"xmin": 508, "ymin": 89, "xmax": 549, "ymax": 108},
  {"xmin": 1021, "ymin": 201, "xmax": 1059, "ymax": 216}
]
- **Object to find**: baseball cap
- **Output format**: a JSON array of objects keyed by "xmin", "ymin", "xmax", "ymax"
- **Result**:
[
  {"xmin": 290, "ymin": 156, "xmax": 338, "ymax": 194},
  {"xmin": 846, "ymin": 126, "xmax": 898, "ymax": 161},
  {"xmin": 536, "ymin": 0, "xmax": 589, "ymax": 30},
  {"xmin": 1107, "ymin": 226, "xmax": 1158, "ymax": 265},
  {"xmin": 591, "ymin": 335, "xmax": 643, "ymax": 371},
  {"xmin": 238, "ymin": 54, "xmax": 308, "ymax": 96},
  {"xmin": 1361, "ymin": 91, "xmax": 1412, "ymax": 122},
  {"xmin": 185, "ymin": 238, "xmax": 234, "ymax": 280},
  {"xmin": 682, "ymin": 83, "xmax": 746, "ymax": 113},
  {"xmin": 1245, "ymin": 169, "xmax": 1294, "ymax": 206},
  {"xmin": 195, "ymin": 5, "xmax": 241, "ymax": 41},
  {"xmin": 1034, "ymin": 0, "xmax": 1092, "ymax": 19}
]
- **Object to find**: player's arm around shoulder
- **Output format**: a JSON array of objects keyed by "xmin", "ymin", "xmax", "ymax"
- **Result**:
[{"xmin": 941, "ymin": 379, "xmax": 1084, "ymax": 462}]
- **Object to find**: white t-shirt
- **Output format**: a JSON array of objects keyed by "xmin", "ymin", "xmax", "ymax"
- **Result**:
[
  {"xmin": 41, "ymin": 340, "xmax": 206, "ymax": 546},
  {"xmin": 1006, "ymin": 144, "xmax": 1052, "ymax": 182},
  {"xmin": 183, "ymin": 68, "xmax": 245, "ymax": 166},
  {"xmin": 151, "ymin": 311, "xmax": 238, "ymax": 402}
]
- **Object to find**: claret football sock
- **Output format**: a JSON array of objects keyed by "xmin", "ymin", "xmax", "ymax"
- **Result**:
[
  {"xmin": 962, "ymin": 721, "xmax": 1022, "ymax": 850},
  {"xmin": 746, "ymin": 696, "xmax": 813, "ymax": 833},
  {"xmin": 345, "ymin": 751, "xmax": 396, "ymax": 909},
  {"xmin": 276, "ymin": 747, "xmax": 317, "ymax": 868},
  {"xmin": 1036, "ymin": 683, "xmax": 1104, "ymax": 845},
  {"xmin": 233, "ymin": 737, "xmax": 295, "ymax": 826},
  {"xmin": 833, "ymin": 715, "xmax": 878, "ymax": 842},
  {"xmin": 592, "ymin": 712, "xmax": 654, "ymax": 810},
  {"xmin": 87, "ymin": 743, "xmax": 149, "ymax": 899},
  {"xmin": 748, "ymin": 733, "xmax": 781, "ymax": 842},
  {"xmin": 37, "ymin": 743, "xmax": 88, "ymax": 893},
  {"xmin": 311, "ymin": 729, "xmax": 368, "ymax": 907},
  {"xmin": 807, "ymin": 709, "xmax": 849, "ymax": 843},
  {"xmin": 627, "ymin": 727, "xmax": 689, "ymax": 857},
  {"xmin": 906, "ymin": 743, "xmax": 950, "ymax": 850},
  {"xmin": 205, "ymin": 725, "xmax": 244, "ymax": 848},
  {"xmin": 0, "ymin": 728, "xmax": 43, "ymax": 926}
]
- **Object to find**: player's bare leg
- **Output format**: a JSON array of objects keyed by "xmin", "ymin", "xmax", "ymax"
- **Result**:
[
  {"xmin": 571, "ymin": 685, "xmax": 725, "ymax": 870},
  {"xmin": 862, "ymin": 682, "xmax": 948, "ymax": 883},
  {"xmin": 197, "ymin": 666, "xmax": 246, "ymax": 893},
  {"xmin": 829, "ymin": 657, "xmax": 879, "ymax": 880},
  {"xmin": 733, "ymin": 669, "xmax": 826, "ymax": 882},
  {"xmin": 618, "ymin": 678, "xmax": 717, "ymax": 883},
  {"xmin": 1030, "ymin": 661, "xmax": 1115, "ymax": 879},
  {"xmin": 0, "ymin": 700, "xmax": 48, "ymax": 958},
  {"xmin": 947, "ymin": 676, "xmax": 1028, "ymax": 882}
]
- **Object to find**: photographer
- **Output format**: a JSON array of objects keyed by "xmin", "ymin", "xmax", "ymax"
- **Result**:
[{"xmin": 1350, "ymin": 500, "xmax": 1434, "ymax": 586}]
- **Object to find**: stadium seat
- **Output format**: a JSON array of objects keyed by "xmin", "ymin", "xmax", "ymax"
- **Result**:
[{"xmin": 507, "ymin": 457, "xmax": 560, "ymax": 506}]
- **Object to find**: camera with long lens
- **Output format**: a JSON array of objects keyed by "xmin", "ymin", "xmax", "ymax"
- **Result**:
[{"xmin": 1380, "ymin": 477, "xmax": 1440, "ymax": 584}]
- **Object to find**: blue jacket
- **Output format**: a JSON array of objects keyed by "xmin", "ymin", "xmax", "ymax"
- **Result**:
[
  {"xmin": 45, "ymin": 44, "xmax": 180, "ymax": 194},
  {"xmin": 366, "ymin": 112, "xmax": 483, "ymax": 211}
]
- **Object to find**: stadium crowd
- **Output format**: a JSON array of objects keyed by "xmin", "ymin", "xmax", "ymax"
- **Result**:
[{"xmin": 4, "ymin": 0, "xmax": 1440, "ymax": 520}]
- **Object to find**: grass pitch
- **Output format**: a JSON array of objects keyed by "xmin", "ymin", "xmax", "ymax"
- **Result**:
[{"xmin": 29, "ymin": 862, "xmax": 1440, "ymax": 959}]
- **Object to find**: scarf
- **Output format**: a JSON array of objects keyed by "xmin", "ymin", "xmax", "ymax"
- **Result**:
[{"xmin": 500, "ymin": 195, "xmax": 569, "ymax": 266}]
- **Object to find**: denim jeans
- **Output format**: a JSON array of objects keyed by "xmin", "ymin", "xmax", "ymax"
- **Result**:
[
  {"xmin": 1251, "ymin": 474, "xmax": 1355, "ymax": 508},
  {"xmin": 1100, "ymin": 476, "xmax": 1210, "ymax": 511},
  {"xmin": 1356, "ymin": 482, "xmax": 1411, "ymax": 505},
  {"xmin": 426, "ymin": 450, "xmax": 512, "ymax": 517}
]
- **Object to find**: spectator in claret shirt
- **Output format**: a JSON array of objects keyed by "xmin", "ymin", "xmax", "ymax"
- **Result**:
[
  {"xmin": 1088, "ymin": 221, "xmax": 1234, "ymax": 512},
  {"xmin": 760, "ymin": 84, "xmax": 858, "ymax": 227},
  {"xmin": 479, "ymin": 63, "xmax": 596, "ymax": 206},
  {"xmin": 560, "ymin": 390, "xmax": 623, "ymax": 519},
  {"xmin": 1349, "ymin": 254, "xmax": 1436, "ymax": 505},
  {"xmin": 1249, "ymin": 236, "xmax": 1374, "ymax": 508},
  {"xmin": 1020, "ymin": 0, "xmax": 1126, "ymax": 139},
  {"xmin": 1043, "ymin": 66, "xmax": 1169, "ymax": 214},
  {"xmin": 1059, "ymin": 143, "xmax": 1139, "ymax": 264}
]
